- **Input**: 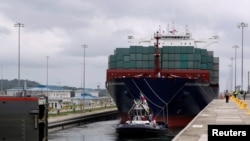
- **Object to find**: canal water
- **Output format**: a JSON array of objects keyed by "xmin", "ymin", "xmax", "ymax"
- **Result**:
[{"xmin": 48, "ymin": 119, "xmax": 182, "ymax": 141}]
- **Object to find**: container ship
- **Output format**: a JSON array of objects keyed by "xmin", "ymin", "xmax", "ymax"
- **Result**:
[{"xmin": 106, "ymin": 26, "xmax": 219, "ymax": 128}]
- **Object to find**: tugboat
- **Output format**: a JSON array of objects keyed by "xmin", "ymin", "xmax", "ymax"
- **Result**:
[{"xmin": 116, "ymin": 95, "xmax": 168, "ymax": 137}]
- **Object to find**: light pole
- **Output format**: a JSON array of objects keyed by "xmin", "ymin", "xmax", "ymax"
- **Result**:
[
  {"xmin": 232, "ymin": 45, "xmax": 239, "ymax": 91},
  {"xmin": 227, "ymin": 64, "xmax": 232, "ymax": 91},
  {"xmin": 46, "ymin": 56, "xmax": 49, "ymax": 97},
  {"xmin": 1, "ymin": 64, "xmax": 2, "ymax": 91},
  {"xmin": 14, "ymin": 23, "xmax": 24, "ymax": 88},
  {"xmin": 237, "ymin": 22, "xmax": 248, "ymax": 90},
  {"xmin": 230, "ymin": 57, "xmax": 234, "ymax": 91},
  {"xmin": 80, "ymin": 63, "xmax": 83, "ymax": 88},
  {"xmin": 248, "ymin": 71, "xmax": 250, "ymax": 92},
  {"xmin": 81, "ymin": 44, "xmax": 87, "ymax": 94}
]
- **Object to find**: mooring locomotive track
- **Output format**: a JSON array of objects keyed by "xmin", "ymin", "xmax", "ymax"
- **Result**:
[{"xmin": 48, "ymin": 109, "xmax": 119, "ymax": 132}]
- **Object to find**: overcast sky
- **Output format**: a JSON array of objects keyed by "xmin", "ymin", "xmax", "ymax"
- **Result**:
[{"xmin": 0, "ymin": 0, "xmax": 250, "ymax": 92}]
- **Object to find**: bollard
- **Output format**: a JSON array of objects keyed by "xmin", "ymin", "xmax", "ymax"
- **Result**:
[
  {"xmin": 240, "ymin": 103, "xmax": 247, "ymax": 110},
  {"xmin": 237, "ymin": 101, "xmax": 241, "ymax": 107}
]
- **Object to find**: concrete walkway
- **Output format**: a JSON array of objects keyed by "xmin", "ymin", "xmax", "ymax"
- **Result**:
[
  {"xmin": 48, "ymin": 107, "xmax": 117, "ymax": 123},
  {"xmin": 172, "ymin": 96, "xmax": 250, "ymax": 141}
]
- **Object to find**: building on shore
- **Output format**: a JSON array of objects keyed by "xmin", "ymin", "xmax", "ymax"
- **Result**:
[
  {"xmin": 6, "ymin": 85, "xmax": 73, "ymax": 109},
  {"xmin": 5, "ymin": 85, "xmax": 113, "ymax": 111}
]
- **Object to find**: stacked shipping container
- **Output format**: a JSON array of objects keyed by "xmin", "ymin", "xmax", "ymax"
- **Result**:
[{"xmin": 108, "ymin": 45, "xmax": 219, "ymax": 84}]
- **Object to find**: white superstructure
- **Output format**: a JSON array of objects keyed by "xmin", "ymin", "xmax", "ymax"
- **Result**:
[{"xmin": 128, "ymin": 26, "xmax": 218, "ymax": 48}]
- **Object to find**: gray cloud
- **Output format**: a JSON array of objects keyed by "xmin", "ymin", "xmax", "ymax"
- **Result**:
[{"xmin": 0, "ymin": 0, "xmax": 250, "ymax": 91}]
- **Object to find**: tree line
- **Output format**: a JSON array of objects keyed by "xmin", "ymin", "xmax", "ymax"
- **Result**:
[{"xmin": 0, "ymin": 79, "xmax": 78, "ymax": 91}]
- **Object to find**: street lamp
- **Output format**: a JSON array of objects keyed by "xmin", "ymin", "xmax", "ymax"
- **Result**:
[
  {"xmin": 46, "ymin": 56, "xmax": 49, "ymax": 97},
  {"xmin": 80, "ymin": 62, "xmax": 83, "ymax": 88},
  {"xmin": 237, "ymin": 22, "xmax": 248, "ymax": 90},
  {"xmin": 248, "ymin": 71, "xmax": 250, "ymax": 92},
  {"xmin": 1, "ymin": 64, "xmax": 2, "ymax": 91},
  {"xmin": 14, "ymin": 23, "xmax": 24, "ymax": 88},
  {"xmin": 81, "ymin": 44, "xmax": 87, "ymax": 94},
  {"xmin": 230, "ymin": 57, "xmax": 234, "ymax": 91},
  {"xmin": 232, "ymin": 45, "xmax": 239, "ymax": 91}
]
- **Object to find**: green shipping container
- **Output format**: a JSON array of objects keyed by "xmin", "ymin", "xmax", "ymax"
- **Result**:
[
  {"xmin": 201, "ymin": 64, "xmax": 207, "ymax": 70},
  {"xmin": 130, "ymin": 61, "xmax": 136, "ymax": 68},
  {"xmin": 168, "ymin": 54, "xmax": 175, "ymax": 61},
  {"xmin": 123, "ymin": 62, "xmax": 130, "ymax": 69},
  {"xmin": 109, "ymin": 55, "xmax": 116, "ymax": 62},
  {"xmin": 194, "ymin": 54, "xmax": 201, "ymax": 61},
  {"xmin": 149, "ymin": 61, "xmax": 154, "ymax": 69},
  {"xmin": 162, "ymin": 62, "xmax": 168, "ymax": 69},
  {"xmin": 201, "ymin": 49, "xmax": 208, "ymax": 56},
  {"xmin": 136, "ymin": 54, "xmax": 143, "ymax": 60},
  {"xmin": 136, "ymin": 46, "xmax": 143, "ymax": 53},
  {"xmin": 149, "ymin": 54, "xmax": 155, "ymax": 60},
  {"xmin": 116, "ymin": 61, "xmax": 123, "ymax": 68},
  {"xmin": 116, "ymin": 53, "xmax": 123, "ymax": 61},
  {"xmin": 175, "ymin": 54, "xmax": 181, "ymax": 61},
  {"xmin": 207, "ymin": 63, "xmax": 213, "ymax": 70},
  {"xmin": 142, "ymin": 47, "xmax": 149, "ymax": 54},
  {"xmin": 206, "ymin": 56, "xmax": 213, "ymax": 63},
  {"xmin": 142, "ymin": 54, "xmax": 149, "ymax": 60},
  {"xmin": 142, "ymin": 61, "xmax": 149, "ymax": 69},
  {"xmin": 181, "ymin": 47, "xmax": 187, "ymax": 53},
  {"xmin": 162, "ymin": 46, "xmax": 169, "ymax": 53},
  {"xmin": 130, "ymin": 54, "xmax": 136, "ymax": 60},
  {"xmin": 175, "ymin": 61, "xmax": 180, "ymax": 69},
  {"xmin": 136, "ymin": 61, "xmax": 143, "ymax": 68},
  {"xmin": 186, "ymin": 46, "xmax": 194, "ymax": 53},
  {"xmin": 181, "ymin": 54, "xmax": 188, "ymax": 61},
  {"xmin": 129, "ymin": 46, "xmax": 140, "ymax": 53},
  {"xmin": 148, "ymin": 46, "xmax": 155, "ymax": 53},
  {"xmin": 175, "ymin": 47, "xmax": 181, "ymax": 53},
  {"xmin": 193, "ymin": 61, "xmax": 200, "ymax": 69},
  {"xmin": 180, "ymin": 61, "xmax": 188, "ymax": 69},
  {"xmin": 188, "ymin": 62, "xmax": 193, "ymax": 69},
  {"xmin": 123, "ymin": 48, "xmax": 130, "ymax": 55},
  {"xmin": 168, "ymin": 61, "xmax": 175, "ymax": 69},
  {"xmin": 109, "ymin": 62, "xmax": 116, "ymax": 69},
  {"xmin": 162, "ymin": 54, "xmax": 168, "ymax": 60},
  {"xmin": 124, "ymin": 56, "xmax": 130, "ymax": 62},
  {"xmin": 187, "ymin": 54, "xmax": 194, "ymax": 61},
  {"xmin": 115, "ymin": 48, "xmax": 124, "ymax": 54},
  {"xmin": 201, "ymin": 56, "xmax": 207, "ymax": 63},
  {"xmin": 194, "ymin": 48, "xmax": 201, "ymax": 54}
]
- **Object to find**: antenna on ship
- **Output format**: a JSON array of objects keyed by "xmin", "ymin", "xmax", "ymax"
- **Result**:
[
  {"xmin": 185, "ymin": 25, "xmax": 189, "ymax": 33},
  {"xmin": 128, "ymin": 35, "xmax": 134, "ymax": 46},
  {"xmin": 154, "ymin": 31, "xmax": 161, "ymax": 76},
  {"xmin": 202, "ymin": 35, "xmax": 219, "ymax": 48}
]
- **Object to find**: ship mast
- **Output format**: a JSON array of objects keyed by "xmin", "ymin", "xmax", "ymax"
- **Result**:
[{"xmin": 154, "ymin": 31, "xmax": 161, "ymax": 76}]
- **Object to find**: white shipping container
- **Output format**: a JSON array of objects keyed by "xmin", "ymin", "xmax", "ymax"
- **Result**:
[
  {"xmin": 213, "ymin": 70, "xmax": 219, "ymax": 77},
  {"xmin": 213, "ymin": 64, "xmax": 219, "ymax": 71},
  {"xmin": 207, "ymin": 51, "xmax": 214, "ymax": 56},
  {"xmin": 213, "ymin": 57, "xmax": 219, "ymax": 64}
]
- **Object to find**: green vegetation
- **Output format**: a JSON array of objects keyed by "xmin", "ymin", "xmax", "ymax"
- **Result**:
[
  {"xmin": 0, "ymin": 79, "xmax": 79, "ymax": 91},
  {"xmin": 0, "ymin": 79, "xmax": 40, "ymax": 90}
]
